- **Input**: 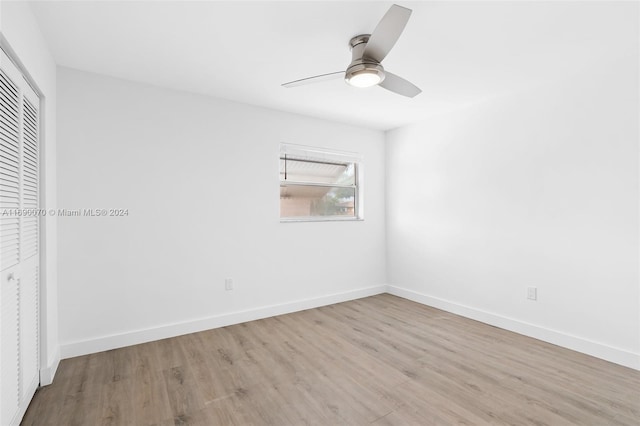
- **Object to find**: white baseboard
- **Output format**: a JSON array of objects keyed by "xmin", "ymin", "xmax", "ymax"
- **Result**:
[
  {"xmin": 387, "ymin": 285, "xmax": 640, "ymax": 371},
  {"xmin": 39, "ymin": 346, "xmax": 61, "ymax": 385},
  {"xmin": 57, "ymin": 284, "xmax": 639, "ymax": 371},
  {"xmin": 60, "ymin": 285, "xmax": 387, "ymax": 359}
]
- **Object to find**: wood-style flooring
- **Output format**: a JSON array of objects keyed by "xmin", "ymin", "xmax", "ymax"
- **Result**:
[{"xmin": 22, "ymin": 294, "xmax": 640, "ymax": 425}]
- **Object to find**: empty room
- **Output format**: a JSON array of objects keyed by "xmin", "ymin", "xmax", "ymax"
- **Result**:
[{"xmin": 0, "ymin": 0, "xmax": 638, "ymax": 425}]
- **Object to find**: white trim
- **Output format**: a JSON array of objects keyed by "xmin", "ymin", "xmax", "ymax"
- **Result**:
[
  {"xmin": 60, "ymin": 285, "xmax": 387, "ymax": 359},
  {"xmin": 11, "ymin": 374, "xmax": 39, "ymax": 426},
  {"xmin": 39, "ymin": 346, "xmax": 60, "ymax": 386},
  {"xmin": 280, "ymin": 142, "xmax": 362, "ymax": 162},
  {"xmin": 387, "ymin": 285, "xmax": 640, "ymax": 371}
]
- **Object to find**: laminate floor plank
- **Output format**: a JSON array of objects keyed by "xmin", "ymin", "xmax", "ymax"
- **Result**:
[
  {"xmin": 98, "ymin": 378, "xmax": 135, "ymax": 426},
  {"xmin": 130, "ymin": 363, "xmax": 173, "ymax": 426},
  {"xmin": 277, "ymin": 313, "xmax": 410, "ymax": 389},
  {"xmin": 369, "ymin": 297, "xmax": 640, "ymax": 409},
  {"xmin": 270, "ymin": 314, "xmax": 408, "ymax": 416},
  {"xmin": 22, "ymin": 294, "xmax": 640, "ymax": 425}
]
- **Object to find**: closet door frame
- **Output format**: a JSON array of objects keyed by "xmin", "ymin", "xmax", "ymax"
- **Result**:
[{"xmin": 0, "ymin": 38, "xmax": 48, "ymax": 425}]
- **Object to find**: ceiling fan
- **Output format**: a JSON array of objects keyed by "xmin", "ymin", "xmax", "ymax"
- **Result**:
[{"xmin": 282, "ymin": 4, "xmax": 421, "ymax": 98}]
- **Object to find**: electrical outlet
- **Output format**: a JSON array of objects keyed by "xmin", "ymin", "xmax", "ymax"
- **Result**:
[
  {"xmin": 225, "ymin": 278, "xmax": 233, "ymax": 291},
  {"xmin": 527, "ymin": 287, "xmax": 537, "ymax": 301}
]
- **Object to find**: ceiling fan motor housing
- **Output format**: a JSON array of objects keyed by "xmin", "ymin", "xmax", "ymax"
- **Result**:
[{"xmin": 345, "ymin": 34, "xmax": 386, "ymax": 87}]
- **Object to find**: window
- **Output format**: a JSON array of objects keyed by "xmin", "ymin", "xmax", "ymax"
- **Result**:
[{"xmin": 280, "ymin": 144, "xmax": 362, "ymax": 221}]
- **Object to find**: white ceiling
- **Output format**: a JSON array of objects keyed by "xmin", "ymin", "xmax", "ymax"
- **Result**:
[{"xmin": 29, "ymin": 0, "xmax": 634, "ymax": 130}]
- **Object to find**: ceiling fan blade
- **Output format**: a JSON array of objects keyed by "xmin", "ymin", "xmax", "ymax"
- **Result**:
[
  {"xmin": 282, "ymin": 71, "xmax": 344, "ymax": 88},
  {"xmin": 362, "ymin": 4, "xmax": 412, "ymax": 63},
  {"xmin": 379, "ymin": 72, "xmax": 421, "ymax": 98}
]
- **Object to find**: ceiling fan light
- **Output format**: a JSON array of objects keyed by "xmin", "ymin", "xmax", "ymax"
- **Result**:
[
  {"xmin": 345, "ymin": 63, "xmax": 386, "ymax": 88},
  {"xmin": 347, "ymin": 70, "xmax": 383, "ymax": 88}
]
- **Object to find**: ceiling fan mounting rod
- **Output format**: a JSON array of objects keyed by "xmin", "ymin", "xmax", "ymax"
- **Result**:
[
  {"xmin": 349, "ymin": 34, "xmax": 375, "ymax": 63},
  {"xmin": 349, "ymin": 34, "xmax": 370, "ymax": 49}
]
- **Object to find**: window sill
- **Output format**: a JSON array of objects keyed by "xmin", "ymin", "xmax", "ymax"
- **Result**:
[{"xmin": 280, "ymin": 217, "xmax": 364, "ymax": 223}]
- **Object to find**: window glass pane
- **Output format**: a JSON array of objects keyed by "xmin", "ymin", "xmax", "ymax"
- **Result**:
[
  {"xmin": 280, "ymin": 185, "xmax": 356, "ymax": 218},
  {"xmin": 280, "ymin": 157, "xmax": 355, "ymax": 186}
]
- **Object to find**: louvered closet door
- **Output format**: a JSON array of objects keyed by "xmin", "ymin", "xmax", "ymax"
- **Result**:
[
  {"xmin": 20, "ymin": 86, "xmax": 40, "ymax": 407},
  {"xmin": 0, "ymin": 48, "xmax": 40, "ymax": 426}
]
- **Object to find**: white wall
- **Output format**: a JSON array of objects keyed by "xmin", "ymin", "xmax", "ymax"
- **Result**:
[
  {"xmin": 57, "ymin": 68, "xmax": 386, "ymax": 357},
  {"xmin": 0, "ymin": 2, "xmax": 59, "ymax": 383},
  {"xmin": 386, "ymin": 37, "xmax": 639, "ymax": 367}
]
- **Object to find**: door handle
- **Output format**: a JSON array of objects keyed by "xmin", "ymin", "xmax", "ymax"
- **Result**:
[{"xmin": 7, "ymin": 272, "xmax": 18, "ymax": 282}]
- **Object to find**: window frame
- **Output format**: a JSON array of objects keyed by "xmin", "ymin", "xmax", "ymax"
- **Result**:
[{"xmin": 279, "ymin": 143, "xmax": 363, "ymax": 223}]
